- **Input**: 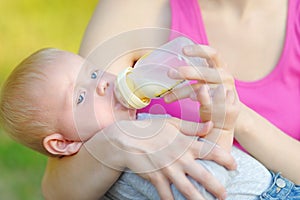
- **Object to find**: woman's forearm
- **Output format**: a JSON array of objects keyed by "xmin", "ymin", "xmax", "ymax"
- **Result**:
[
  {"xmin": 235, "ymin": 104, "xmax": 300, "ymax": 184},
  {"xmin": 42, "ymin": 133, "xmax": 123, "ymax": 200}
]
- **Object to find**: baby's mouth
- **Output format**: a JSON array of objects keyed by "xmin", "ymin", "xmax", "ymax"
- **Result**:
[
  {"xmin": 114, "ymin": 102, "xmax": 127, "ymax": 110},
  {"xmin": 113, "ymin": 91, "xmax": 127, "ymax": 110},
  {"xmin": 113, "ymin": 92, "xmax": 136, "ymax": 118}
]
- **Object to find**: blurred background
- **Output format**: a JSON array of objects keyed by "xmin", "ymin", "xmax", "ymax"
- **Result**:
[{"xmin": 0, "ymin": 1, "xmax": 98, "ymax": 199}]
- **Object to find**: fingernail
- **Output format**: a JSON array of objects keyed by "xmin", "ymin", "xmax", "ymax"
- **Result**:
[
  {"xmin": 164, "ymin": 94, "xmax": 172, "ymax": 103},
  {"xmin": 189, "ymin": 92, "xmax": 197, "ymax": 101},
  {"xmin": 183, "ymin": 45, "xmax": 193, "ymax": 54},
  {"xmin": 199, "ymin": 84, "xmax": 209, "ymax": 93},
  {"xmin": 168, "ymin": 68, "xmax": 180, "ymax": 78},
  {"xmin": 233, "ymin": 161, "xmax": 237, "ymax": 169},
  {"xmin": 204, "ymin": 121, "xmax": 213, "ymax": 132},
  {"xmin": 221, "ymin": 192, "xmax": 227, "ymax": 200},
  {"xmin": 204, "ymin": 84, "xmax": 210, "ymax": 91}
]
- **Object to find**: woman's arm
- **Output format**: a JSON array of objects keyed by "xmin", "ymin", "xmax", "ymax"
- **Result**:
[
  {"xmin": 42, "ymin": 145, "xmax": 121, "ymax": 200},
  {"xmin": 42, "ymin": 118, "xmax": 236, "ymax": 200},
  {"xmin": 79, "ymin": 0, "xmax": 171, "ymax": 74},
  {"xmin": 42, "ymin": 2, "xmax": 237, "ymax": 199},
  {"xmin": 235, "ymin": 104, "xmax": 300, "ymax": 184}
]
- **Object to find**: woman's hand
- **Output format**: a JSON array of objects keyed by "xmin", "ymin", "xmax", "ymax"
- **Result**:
[
  {"xmin": 88, "ymin": 117, "xmax": 236, "ymax": 200},
  {"xmin": 164, "ymin": 45, "xmax": 237, "ymax": 103},
  {"xmin": 164, "ymin": 44, "xmax": 300, "ymax": 185},
  {"xmin": 164, "ymin": 44, "xmax": 241, "ymax": 153}
]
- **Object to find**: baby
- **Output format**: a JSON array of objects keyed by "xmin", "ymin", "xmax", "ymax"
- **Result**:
[
  {"xmin": 0, "ymin": 48, "xmax": 136, "ymax": 157},
  {"xmin": 0, "ymin": 48, "xmax": 271, "ymax": 199}
]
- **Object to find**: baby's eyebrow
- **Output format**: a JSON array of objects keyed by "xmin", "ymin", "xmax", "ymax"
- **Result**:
[
  {"xmin": 81, "ymin": 62, "xmax": 92, "ymax": 72},
  {"xmin": 64, "ymin": 81, "xmax": 74, "ymax": 109},
  {"xmin": 97, "ymin": 69, "xmax": 106, "ymax": 77}
]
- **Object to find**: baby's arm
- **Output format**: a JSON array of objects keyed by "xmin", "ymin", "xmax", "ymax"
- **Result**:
[{"xmin": 194, "ymin": 85, "xmax": 240, "ymax": 152}]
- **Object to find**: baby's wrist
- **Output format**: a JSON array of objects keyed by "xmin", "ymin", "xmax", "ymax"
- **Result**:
[
  {"xmin": 213, "ymin": 122, "xmax": 235, "ymax": 131},
  {"xmin": 204, "ymin": 128, "xmax": 234, "ymax": 153}
]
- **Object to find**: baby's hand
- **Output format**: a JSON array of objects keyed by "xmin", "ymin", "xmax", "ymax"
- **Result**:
[
  {"xmin": 191, "ymin": 84, "xmax": 240, "ymax": 152},
  {"xmin": 193, "ymin": 85, "xmax": 240, "ymax": 130}
]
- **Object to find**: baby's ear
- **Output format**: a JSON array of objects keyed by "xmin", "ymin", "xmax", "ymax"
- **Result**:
[{"xmin": 43, "ymin": 133, "xmax": 83, "ymax": 156}]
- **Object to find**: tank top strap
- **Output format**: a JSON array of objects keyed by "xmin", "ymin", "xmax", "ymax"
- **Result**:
[{"xmin": 170, "ymin": 0, "xmax": 208, "ymax": 44}]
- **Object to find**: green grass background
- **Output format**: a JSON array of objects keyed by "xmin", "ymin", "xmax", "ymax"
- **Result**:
[{"xmin": 0, "ymin": 1, "xmax": 98, "ymax": 199}]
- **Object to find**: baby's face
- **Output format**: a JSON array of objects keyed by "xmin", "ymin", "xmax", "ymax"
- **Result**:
[{"xmin": 42, "ymin": 52, "xmax": 136, "ymax": 141}]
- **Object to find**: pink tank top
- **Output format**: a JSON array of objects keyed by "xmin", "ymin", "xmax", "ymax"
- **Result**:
[{"xmin": 139, "ymin": 0, "xmax": 300, "ymax": 142}]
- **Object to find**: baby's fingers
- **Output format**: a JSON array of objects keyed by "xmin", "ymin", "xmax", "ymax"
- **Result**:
[
  {"xmin": 212, "ymin": 85, "xmax": 226, "ymax": 103},
  {"xmin": 193, "ymin": 85, "xmax": 211, "ymax": 105},
  {"xmin": 226, "ymin": 89, "xmax": 235, "ymax": 104}
]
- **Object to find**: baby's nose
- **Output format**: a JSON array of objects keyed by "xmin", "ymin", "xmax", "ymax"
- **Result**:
[{"xmin": 96, "ymin": 80, "xmax": 109, "ymax": 96}]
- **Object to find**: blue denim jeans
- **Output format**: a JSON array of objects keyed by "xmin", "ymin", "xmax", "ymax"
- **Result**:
[{"xmin": 259, "ymin": 171, "xmax": 300, "ymax": 200}]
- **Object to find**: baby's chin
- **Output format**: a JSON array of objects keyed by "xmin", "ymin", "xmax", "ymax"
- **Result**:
[
  {"xmin": 117, "ymin": 109, "xmax": 137, "ymax": 121},
  {"xmin": 114, "ymin": 102, "xmax": 137, "ymax": 120},
  {"xmin": 128, "ymin": 109, "xmax": 137, "ymax": 120}
]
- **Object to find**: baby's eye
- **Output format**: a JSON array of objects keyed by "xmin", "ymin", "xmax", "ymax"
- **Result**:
[
  {"xmin": 91, "ymin": 70, "xmax": 98, "ymax": 79},
  {"xmin": 77, "ymin": 92, "xmax": 85, "ymax": 105}
]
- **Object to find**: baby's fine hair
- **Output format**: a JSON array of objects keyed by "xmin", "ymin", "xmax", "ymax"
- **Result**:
[{"xmin": 0, "ymin": 48, "xmax": 63, "ymax": 156}]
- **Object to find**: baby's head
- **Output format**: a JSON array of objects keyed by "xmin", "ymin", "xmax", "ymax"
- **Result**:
[{"xmin": 0, "ymin": 48, "xmax": 136, "ymax": 157}]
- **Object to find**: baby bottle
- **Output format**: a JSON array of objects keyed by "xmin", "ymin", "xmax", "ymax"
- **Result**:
[{"xmin": 114, "ymin": 36, "xmax": 205, "ymax": 109}]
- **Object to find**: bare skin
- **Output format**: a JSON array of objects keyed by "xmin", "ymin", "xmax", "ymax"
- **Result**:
[{"xmin": 43, "ymin": 0, "xmax": 300, "ymax": 200}]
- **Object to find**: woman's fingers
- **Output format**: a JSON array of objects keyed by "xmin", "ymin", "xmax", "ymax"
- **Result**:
[
  {"xmin": 183, "ymin": 44, "xmax": 225, "ymax": 68},
  {"xmin": 169, "ymin": 44, "xmax": 233, "ymax": 86},
  {"xmin": 165, "ymin": 66, "xmax": 236, "ymax": 104},
  {"xmin": 164, "ymin": 82, "xmax": 202, "ymax": 103},
  {"xmin": 168, "ymin": 66, "xmax": 218, "ymax": 82},
  {"xmin": 168, "ymin": 66, "xmax": 233, "ymax": 85},
  {"xmin": 160, "ymin": 142, "xmax": 229, "ymax": 200},
  {"xmin": 185, "ymin": 161, "xmax": 227, "ymax": 200},
  {"xmin": 195, "ymin": 85, "xmax": 211, "ymax": 105},
  {"xmin": 164, "ymin": 82, "xmax": 220, "ymax": 103},
  {"xmin": 167, "ymin": 170, "xmax": 206, "ymax": 200},
  {"xmin": 168, "ymin": 117, "xmax": 213, "ymax": 137},
  {"xmin": 147, "ymin": 172, "xmax": 174, "ymax": 200},
  {"xmin": 106, "ymin": 119, "xmax": 235, "ymax": 199},
  {"xmin": 201, "ymin": 143, "xmax": 237, "ymax": 171}
]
